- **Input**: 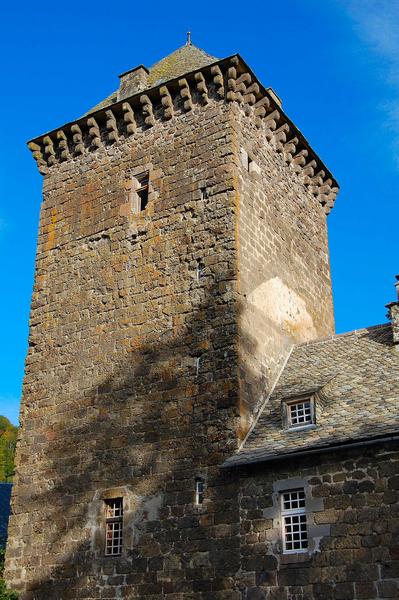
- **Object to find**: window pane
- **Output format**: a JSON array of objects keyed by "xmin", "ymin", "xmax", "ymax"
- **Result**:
[
  {"xmin": 105, "ymin": 498, "xmax": 123, "ymax": 556},
  {"xmin": 281, "ymin": 489, "xmax": 308, "ymax": 553},
  {"xmin": 288, "ymin": 400, "xmax": 313, "ymax": 427}
]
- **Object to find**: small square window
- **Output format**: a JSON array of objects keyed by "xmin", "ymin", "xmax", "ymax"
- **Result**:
[
  {"xmin": 283, "ymin": 396, "xmax": 315, "ymax": 429},
  {"xmin": 281, "ymin": 489, "xmax": 308, "ymax": 554},
  {"xmin": 105, "ymin": 498, "xmax": 123, "ymax": 556}
]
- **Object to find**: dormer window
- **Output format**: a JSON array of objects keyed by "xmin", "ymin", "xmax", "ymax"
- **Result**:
[{"xmin": 283, "ymin": 396, "xmax": 315, "ymax": 429}]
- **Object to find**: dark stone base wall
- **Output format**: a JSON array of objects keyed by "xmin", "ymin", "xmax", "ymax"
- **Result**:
[{"xmin": 237, "ymin": 444, "xmax": 399, "ymax": 600}]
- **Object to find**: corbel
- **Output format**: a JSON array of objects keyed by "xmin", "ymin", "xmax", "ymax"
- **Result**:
[
  {"xmin": 57, "ymin": 130, "xmax": 70, "ymax": 161},
  {"xmin": 211, "ymin": 65, "xmax": 225, "ymax": 98},
  {"xmin": 105, "ymin": 110, "xmax": 119, "ymax": 143},
  {"xmin": 28, "ymin": 142, "xmax": 47, "ymax": 175},
  {"xmin": 274, "ymin": 123, "xmax": 290, "ymax": 152},
  {"xmin": 291, "ymin": 149, "xmax": 309, "ymax": 173},
  {"xmin": 226, "ymin": 66, "xmax": 238, "ymax": 102},
  {"xmin": 264, "ymin": 109, "xmax": 281, "ymax": 140},
  {"xmin": 324, "ymin": 187, "xmax": 339, "ymax": 214},
  {"xmin": 283, "ymin": 136, "xmax": 299, "ymax": 163},
  {"xmin": 122, "ymin": 102, "xmax": 137, "ymax": 135},
  {"xmin": 71, "ymin": 124, "xmax": 84, "ymax": 154},
  {"xmin": 43, "ymin": 136, "xmax": 56, "ymax": 166},
  {"xmin": 237, "ymin": 73, "xmax": 251, "ymax": 87},
  {"xmin": 254, "ymin": 97, "xmax": 271, "ymax": 118},
  {"xmin": 318, "ymin": 178, "xmax": 333, "ymax": 198},
  {"xmin": 236, "ymin": 74, "xmax": 257, "ymax": 105},
  {"xmin": 234, "ymin": 72, "xmax": 248, "ymax": 102},
  {"xmin": 160, "ymin": 86, "xmax": 174, "ymax": 120},
  {"xmin": 308, "ymin": 170, "xmax": 326, "ymax": 195},
  {"xmin": 243, "ymin": 83, "xmax": 259, "ymax": 106},
  {"xmin": 302, "ymin": 159, "xmax": 317, "ymax": 184},
  {"xmin": 194, "ymin": 72, "xmax": 209, "ymax": 105},
  {"xmin": 87, "ymin": 117, "xmax": 101, "ymax": 148},
  {"xmin": 140, "ymin": 95, "xmax": 155, "ymax": 127},
  {"xmin": 178, "ymin": 78, "xmax": 193, "ymax": 111}
]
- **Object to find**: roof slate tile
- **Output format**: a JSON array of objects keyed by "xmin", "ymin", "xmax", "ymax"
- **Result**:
[{"xmin": 224, "ymin": 324, "xmax": 399, "ymax": 466}]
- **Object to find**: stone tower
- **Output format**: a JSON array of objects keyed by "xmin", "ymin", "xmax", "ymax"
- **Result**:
[{"xmin": 6, "ymin": 41, "xmax": 338, "ymax": 598}]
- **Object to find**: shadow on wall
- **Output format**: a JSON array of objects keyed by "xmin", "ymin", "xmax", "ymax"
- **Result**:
[
  {"xmin": 8, "ymin": 249, "xmax": 396, "ymax": 598},
  {"xmin": 6, "ymin": 256, "xmax": 262, "ymax": 599}
]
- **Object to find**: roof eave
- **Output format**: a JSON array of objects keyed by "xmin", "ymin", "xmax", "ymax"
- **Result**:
[{"xmin": 222, "ymin": 431, "xmax": 399, "ymax": 469}]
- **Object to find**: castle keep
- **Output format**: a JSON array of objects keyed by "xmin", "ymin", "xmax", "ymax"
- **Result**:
[{"xmin": 5, "ymin": 40, "xmax": 399, "ymax": 599}]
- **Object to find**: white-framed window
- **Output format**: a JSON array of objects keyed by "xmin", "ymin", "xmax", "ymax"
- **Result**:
[
  {"xmin": 105, "ymin": 498, "xmax": 123, "ymax": 556},
  {"xmin": 195, "ymin": 478, "xmax": 205, "ymax": 505},
  {"xmin": 284, "ymin": 396, "xmax": 315, "ymax": 429},
  {"xmin": 281, "ymin": 489, "xmax": 308, "ymax": 553}
]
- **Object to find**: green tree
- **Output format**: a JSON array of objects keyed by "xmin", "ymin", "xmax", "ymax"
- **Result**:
[
  {"xmin": 0, "ymin": 418, "xmax": 18, "ymax": 483},
  {"xmin": 0, "ymin": 549, "xmax": 18, "ymax": 599}
]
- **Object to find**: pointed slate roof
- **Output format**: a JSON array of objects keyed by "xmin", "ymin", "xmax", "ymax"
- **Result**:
[
  {"xmin": 147, "ymin": 43, "xmax": 217, "ymax": 87},
  {"xmin": 85, "ymin": 43, "xmax": 218, "ymax": 115}
]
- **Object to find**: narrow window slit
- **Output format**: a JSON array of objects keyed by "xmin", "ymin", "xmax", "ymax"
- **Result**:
[
  {"xmin": 195, "ymin": 478, "xmax": 205, "ymax": 505},
  {"xmin": 200, "ymin": 187, "xmax": 209, "ymax": 200},
  {"xmin": 194, "ymin": 356, "xmax": 201, "ymax": 377},
  {"xmin": 136, "ymin": 172, "xmax": 149, "ymax": 211},
  {"xmin": 196, "ymin": 259, "xmax": 205, "ymax": 281}
]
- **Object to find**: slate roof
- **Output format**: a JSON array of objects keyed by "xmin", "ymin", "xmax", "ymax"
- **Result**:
[
  {"xmin": 85, "ymin": 43, "xmax": 218, "ymax": 115},
  {"xmin": 0, "ymin": 483, "xmax": 12, "ymax": 547},
  {"xmin": 224, "ymin": 324, "xmax": 399, "ymax": 467}
]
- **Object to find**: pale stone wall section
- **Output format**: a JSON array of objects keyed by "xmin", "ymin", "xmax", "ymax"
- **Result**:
[{"xmin": 232, "ymin": 104, "xmax": 334, "ymax": 436}]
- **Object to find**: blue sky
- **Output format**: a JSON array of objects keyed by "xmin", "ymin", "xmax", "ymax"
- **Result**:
[{"xmin": 0, "ymin": 1, "xmax": 398, "ymax": 425}]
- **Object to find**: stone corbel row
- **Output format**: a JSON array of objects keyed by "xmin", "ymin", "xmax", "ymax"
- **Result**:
[
  {"xmin": 223, "ymin": 58, "xmax": 338, "ymax": 214},
  {"xmin": 28, "ymin": 57, "xmax": 338, "ymax": 212},
  {"xmin": 27, "ymin": 66, "xmax": 217, "ymax": 174}
]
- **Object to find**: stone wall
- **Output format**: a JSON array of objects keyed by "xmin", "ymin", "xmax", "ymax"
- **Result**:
[
  {"xmin": 7, "ymin": 57, "xmax": 341, "ymax": 599},
  {"xmin": 232, "ymin": 105, "xmax": 334, "ymax": 436},
  {"xmin": 237, "ymin": 444, "xmax": 399, "ymax": 600},
  {"xmin": 6, "ymin": 100, "xmax": 244, "ymax": 599}
]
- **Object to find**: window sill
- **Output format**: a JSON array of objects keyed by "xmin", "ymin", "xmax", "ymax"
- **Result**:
[
  {"xmin": 280, "ymin": 552, "xmax": 310, "ymax": 565},
  {"xmin": 286, "ymin": 424, "xmax": 317, "ymax": 433}
]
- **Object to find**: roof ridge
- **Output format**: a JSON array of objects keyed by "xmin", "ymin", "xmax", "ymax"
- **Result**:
[{"xmin": 294, "ymin": 322, "xmax": 390, "ymax": 348}]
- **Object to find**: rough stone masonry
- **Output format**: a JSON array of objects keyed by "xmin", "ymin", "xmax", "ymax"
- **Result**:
[{"xmin": 5, "ymin": 41, "xmax": 398, "ymax": 600}]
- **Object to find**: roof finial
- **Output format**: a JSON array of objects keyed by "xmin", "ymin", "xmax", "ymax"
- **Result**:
[{"xmin": 186, "ymin": 31, "xmax": 192, "ymax": 46}]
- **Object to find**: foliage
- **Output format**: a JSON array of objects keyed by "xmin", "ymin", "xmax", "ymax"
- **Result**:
[
  {"xmin": 0, "ymin": 549, "xmax": 18, "ymax": 599},
  {"xmin": 0, "ymin": 418, "xmax": 18, "ymax": 483}
]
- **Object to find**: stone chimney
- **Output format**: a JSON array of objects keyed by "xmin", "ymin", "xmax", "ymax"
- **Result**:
[
  {"xmin": 117, "ymin": 65, "xmax": 149, "ymax": 101},
  {"xmin": 386, "ymin": 275, "xmax": 399, "ymax": 349}
]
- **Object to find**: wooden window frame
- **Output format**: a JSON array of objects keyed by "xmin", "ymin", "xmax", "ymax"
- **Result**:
[
  {"xmin": 104, "ymin": 498, "xmax": 123, "ymax": 556},
  {"xmin": 280, "ymin": 489, "xmax": 308, "ymax": 554}
]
